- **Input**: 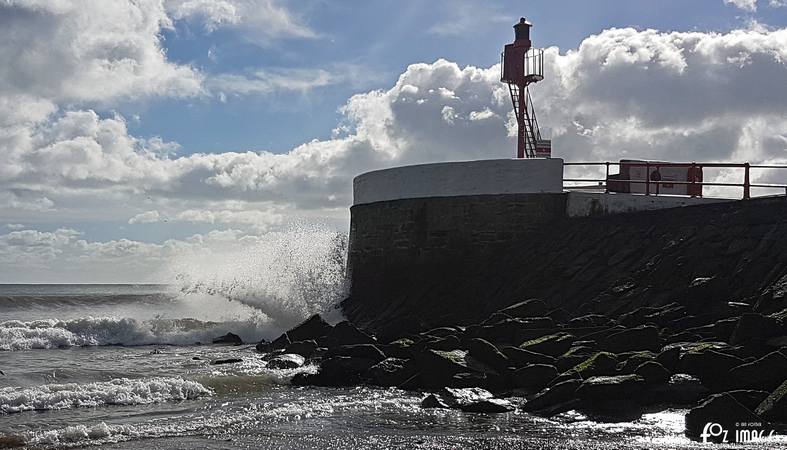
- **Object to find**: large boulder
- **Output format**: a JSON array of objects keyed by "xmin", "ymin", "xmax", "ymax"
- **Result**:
[
  {"xmin": 729, "ymin": 313, "xmax": 783, "ymax": 345},
  {"xmin": 569, "ymin": 352, "xmax": 619, "ymax": 379},
  {"xmin": 575, "ymin": 374, "xmax": 646, "ymax": 404},
  {"xmin": 322, "ymin": 321, "xmax": 376, "ymax": 347},
  {"xmin": 468, "ymin": 338, "xmax": 510, "ymax": 372},
  {"xmin": 327, "ymin": 344, "xmax": 386, "ymax": 363},
  {"xmin": 475, "ymin": 318, "xmax": 555, "ymax": 345},
  {"xmin": 286, "ymin": 314, "xmax": 333, "ymax": 342},
  {"xmin": 266, "ymin": 353, "xmax": 305, "ymax": 369},
  {"xmin": 291, "ymin": 356, "xmax": 377, "ymax": 387},
  {"xmin": 433, "ymin": 387, "xmax": 515, "ymax": 413},
  {"xmin": 646, "ymin": 374, "xmax": 710, "ymax": 405},
  {"xmin": 679, "ymin": 349, "xmax": 744, "ymax": 386},
  {"xmin": 634, "ymin": 361, "xmax": 671, "ymax": 384},
  {"xmin": 499, "ymin": 299, "xmax": 548, "ymax": 318},
  {"xmin": 384, "ymin": 338, "xmax": 416, "ymax": 359},
  {"xmin": 601, "ymin": 326, "xmax": 660, "ymax": 353},
  {"xmin": 414, "ymin": 349, "xmax": 470, "ymax": 388},
  {"xmin": 755, "ymin": 379, "xmax": 787, "ymax": 423},
  {"xmin": 618, "ymin": 351, "xmax": 657, "ymax": 373},
  {"xmin": 284, "ymin": 340, "xmax": 319, "ymax": 358},
  {"xmin": 513, "ymin": 364, "xmax": 558, "ymax": 390},
  {"xmin": 256, "ymin": 333, "xmax": 290, "ymax": 353},
  {"xmin": 500, "ymin": 346, "xmax": 555, "ymax": 367},
  {"xmin": 685, "ymin": 393, "xmax": 761, "ymax": 441},
  {"xmin": 729, "ymin": 351, "xmax": 787, "ymax": 391},
  {"xmin": 519, "ymin": 333, "xmax": 575, "ymax": 357},
  {"xmin": 367, "ymin": 358, "xmax": 416, "ymax": 387},
  {"xmin": 212, "ymin": 332, "xmax": 243, "ymax": 345},
  {"xmin": 522, "ymin": 379, "xmax": 582, "ymax": 415}
]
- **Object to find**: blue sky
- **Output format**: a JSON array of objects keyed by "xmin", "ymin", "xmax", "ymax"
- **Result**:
[
  {"xmin": 1, "ymin": 0, "xmax": 787, "ymax": 282},
  {"xmin": 128, "ymin": 0, "xmax": 787, "ymax": 154}
]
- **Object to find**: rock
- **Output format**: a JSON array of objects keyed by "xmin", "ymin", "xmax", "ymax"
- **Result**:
[
  {"xmin": 293, "ymin": 356, "xmax": 377, "ymax": 387},
  {"xmin": 421, "ymin": 394, "xmax": 449, "ymax": 408},
  {"xmin": 634, "ymin": 361, "xmax": 671, "ymax": 384},
  {"xmin": 568, "ymin": 314, "xmax": 614, "ymax": 327},
  {"xmin": 519, "ymin": 333, "xmax": 575, "ymax": 357},
  {"xmin": 618, "ymin": 351, "xmax": 656, "ymax": 373},
  {"xmin": 415, "ymin": 349, "xmax": 470, "ymax": 388},
  {"xmin": 437, "ymin": 387, "xmax": 492, "ymax": 406},
  {"xmin": 569, "ymin": 352, "xmax": 619, "ymax": 379},
  {"xmin": 459, "ymin": 398, "xmax": 514, "ymax": 413},
  {"xmin": 266, "ymin": 353, "xmax": 305, "ymax": 369},
  {"xmin": 655, "ymin": 347, "xmax": 681, "ymax": 372},
  {"xmin": 422, "ymin": 327, "xmax": 461, "ymax": 338},
  {"xmin": 256, "ymin": 333, "xmax": 290, "ymax": 353},
  {"xmin": 601, "ymin": 326, "xmax": 660, "ymax": 353},
  {"xmin": 729, "ymin": 351, "xmax": 787, "ymax": 391},
  {"xmin": 212, "ymin": 332, "xmax": 243, "ymax": 345},
  {"xmin": 286, "ymin": 314, "xmax": 333, "ymax": 342},
  {"xmin": 322, "ymin": 321, "xmax": 375, "ymax": 347},
  {"xmin": 475, "ymin": 318, "xmax": 555, "ymax": 345},
  {"xmin": 523, "ymin": 379, "xmax": 582, "ymax": 414},
  {"xmin": 450, "ymin": 372, "xmax": 488, "ymax": 388},
  {"xmin": 367, "ymin": 358, "xmax": 415, "ymax": 387},
  {"xmin": 468, "ymin": 338, "xmax": 510, "ymax": 371},
  {"xmin": 711, "ymin": 317, "xmax": 739, "ymax": 341},
  {"xmin": 683, "ymin": 276, "xmax": 728, "ymax": 312},
  {"xmin": 730, "ymin": 313, "xmax": 783, "ymax": 345},
  {"xmin": 500, "ymin": 346, "xmax": 555, "ymax": 367},
  {"xmin": 646, "ymin": 374, "xmax": 710, "ymax": 405},
  {"xmin": 679, "ymin": 349, "xmax": 744, "ymax": 385},
  {"xmin": 513, "ymin": 364, "xmax": 558, "ymax": 389},
  {"xmin": 556, "ymin": 355, "xmax": 589, "ymax": 373},
  {"xmin": 755, "ymin": 379, "xmax": 787, "ymax": 423},
  {"xmin": 500, "ymin": 298, "xmax": 548, "ymax": 318},
  {"xmin": 327, "ymin": 344, "xmax": 386, "ymax": 363},
  {"xmin": 423, "ymin": 335, "xmax": 461, "ymax": 351},
  {"xmin": 685, "ymin": 393, "xmax": 762, "ymax": 440},
  {"xmin": 384, "ymin": 338, "xmax": 416, "ymax": 359},
  {"xmin": 284, "ymin": 340, "xmax": 318, "ymax": 358},
  {"xmin": 211, "ymin": 358, "xmax": 243, "ymax": 365},
  {"xmin": 723, "ymin": 390, "xmax": 770, "ymax": 411},
  {"xmin": 575, "ymin": 374, "xmax": 646, "ymax": 404}
]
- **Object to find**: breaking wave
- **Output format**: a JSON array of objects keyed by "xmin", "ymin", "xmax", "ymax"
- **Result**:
[
  {"xmin": 0, "ymin": 377, "xmax": 211, "ymax": 414},
  {"xmin": 0, "ymin": 316, "xmax": 267, "ymax": 351},
  {"xmin": 171, "ymin": 224, "xmax": 349, "ymax": 335}
]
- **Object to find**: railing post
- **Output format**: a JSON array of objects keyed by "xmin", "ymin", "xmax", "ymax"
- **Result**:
[
  {"xmin": 605, "ymin": 162, "xmax": 610, "ymax": 193},
  {"xmin": 645, "ymin": 162, "xmax": 650, "ymax": 196},
  {"xmin": 690, "ymin": 162, "xmax": 696, "ymax": 197},
  {"xmin": 743, "ymin": 163, "xmax": 750, "ymax": 200}
]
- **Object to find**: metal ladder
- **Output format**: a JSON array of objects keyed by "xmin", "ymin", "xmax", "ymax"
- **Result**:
[{"xmin": 508, "ymin": 84, "xmax": 541, "ymax": 158}]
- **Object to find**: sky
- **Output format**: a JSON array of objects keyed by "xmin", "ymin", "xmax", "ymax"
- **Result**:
[{"xmin": 1, "ymin": 0, "xmax": 787, "ymax": 283}]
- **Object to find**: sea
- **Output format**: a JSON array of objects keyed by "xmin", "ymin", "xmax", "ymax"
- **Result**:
[{"xmin": 0, "ymin": 236, "xmax": 782, "ymax": 449}]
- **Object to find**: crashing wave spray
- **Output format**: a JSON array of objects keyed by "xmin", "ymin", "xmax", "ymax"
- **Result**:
[{"xmin": 170, "ymin": 223, "xmax": 349, "ymax": 338}]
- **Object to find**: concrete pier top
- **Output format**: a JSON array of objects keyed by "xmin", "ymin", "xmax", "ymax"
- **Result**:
[{"xmin": 353, "ymin": 158, "xmax": 564, "ymax": 206}]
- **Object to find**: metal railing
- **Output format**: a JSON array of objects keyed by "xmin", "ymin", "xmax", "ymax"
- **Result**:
[{"xmin": 563, "ymin": 161, "xmax": 787, "ymax": 200}]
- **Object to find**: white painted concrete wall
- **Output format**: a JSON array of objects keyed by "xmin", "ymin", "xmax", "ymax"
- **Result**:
[
  {"xmin": 353, "ymin": 158, "xmax": 564, "ymax": 205},
  {"xmin": 566, "ymin": 191, "xmax": 731, "ymax": 217}
]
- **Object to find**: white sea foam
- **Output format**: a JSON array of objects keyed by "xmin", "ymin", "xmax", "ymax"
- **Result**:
[
  {"xmin": 0, "ymin": 377, "xmax": 212, "ymax": 414},
  {"xmin": 0, "ymin": 316, "xmax": 269, "ymax": 350}
]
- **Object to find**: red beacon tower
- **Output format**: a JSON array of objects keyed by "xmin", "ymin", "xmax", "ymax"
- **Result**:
[{"xmin": 501, "ymin": 18, "xmax": 550, "ymax": 159}]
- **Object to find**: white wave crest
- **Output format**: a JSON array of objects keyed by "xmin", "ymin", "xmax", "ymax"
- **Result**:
[
  {"xmin": 0, "ymin": 377, "xmax": 211, "ymax": 414},
  {"xmin": 0, "ymin": 316, "xmax": 269, "ymax": 351}
]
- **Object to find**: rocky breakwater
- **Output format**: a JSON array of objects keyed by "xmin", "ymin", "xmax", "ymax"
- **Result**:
[{"xmin": 258, "ymin": 298, "xmax": 787, "ymax": 441}]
